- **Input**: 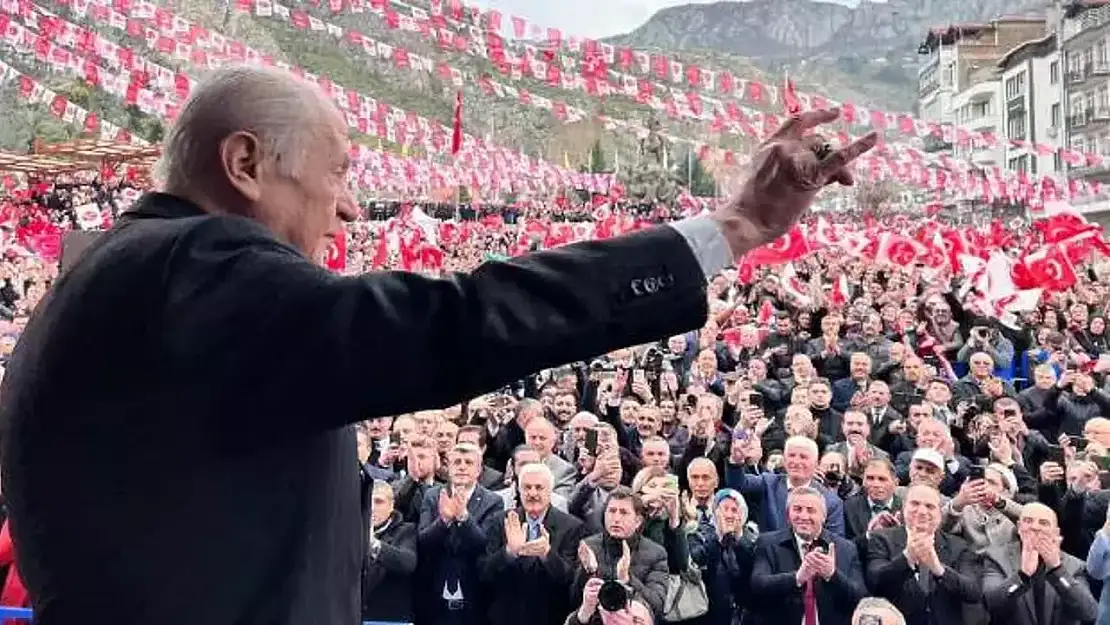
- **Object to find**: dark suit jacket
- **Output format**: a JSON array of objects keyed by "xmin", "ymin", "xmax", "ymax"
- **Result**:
[
  {"xmin": 865, "ymin": 526, "xmax": 982, "ymax": 625},
  {"xmin": 748, "ymin": 528, "xmax": 867, "ymax": 625},
  {"xmin": 417, "ymin": 484, "xmax": 503, "ymax": 602},
  {"xmin": 725, "ymin": 468, "xmax": 846, "ymax": 536},
  {"xmin": 982, "ymin": 540, "xmax": 1099, "ymax": 625},
  {"xmin": 843, "ymin": 492, "xmax": 900, "ymax": 558},
  {"xmin": 361, "ymin": 512, "xmax": 417, "ymax": 622},
  {"xmin": 0, "ymin": 192, "xmax": 709, "ymax": 625},
  {"xmin": 481, "ymin": 506, "xmax": 586, "ymax": 625}
]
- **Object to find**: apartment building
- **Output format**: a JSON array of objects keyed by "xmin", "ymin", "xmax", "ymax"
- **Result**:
[
  {"xmin": 1063, "ymin": 0, "xmax": 1110, "ymax": 187},
  {"xmin": 917, "ymin": 18, "xmax": 1048, "ymax": 156},
  {"xmin": 999, "ymin": 34, "xmax": 1062, "ymax": 176}
]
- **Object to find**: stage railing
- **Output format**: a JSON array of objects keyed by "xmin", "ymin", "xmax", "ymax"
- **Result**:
[{"xmin": 0, "ymin": 607, "xmax": 408, "ymax": 624}]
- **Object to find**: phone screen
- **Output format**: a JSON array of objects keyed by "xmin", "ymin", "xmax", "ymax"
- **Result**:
[
  {"xmin": 1047, "ymin": 444, "xmax": 1066, "ymax": 465},
  {"xmin": 585, "ymin": 429, "xmax": 599, "ymax": 456}
]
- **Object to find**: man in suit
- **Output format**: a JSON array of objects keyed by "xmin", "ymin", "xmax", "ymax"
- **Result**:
[
  {"xmin": 495, "ymin": 445, "xmax": 569, "ymax": 512},
  {"xmin": 865, "ymin": 381, "xmax": 905, "ymax": 446},
  {"xmin": 749, "ymin": 486, "xmax": 867, "ymax": 625},
  {"xmin": 418, "ymin": 443, "xmax": 504, "ymax": 625},
  {"xmin": 982, "ymin": 502, "xmax": 1098, "ymax": 625},
  {"xmin": 393, "ymin": 435, "xmax": 444, "ymax": 523},
  {"xmin": 361, "ymin": 480, "xmax": 417, "ymax": 623},
  {"xmin": 826, "ymin": 410, "xmax": 891, "ymax": 480},
  {"xmin": 526, "ymin": 417, "xmax": 578, "ymax": 498},
  {"xmin": 483, "ymin": 463, "xmax": 585, "ymax": 625},
  {"xmin": 866, "ymin": 484, "xmax": 981, "ymax": 625},
  {"xmin": 728, "ymin": 436, "xmax": 846, "ymax": 535},
  {"xmin": 0, "ymin": 65, "xmax": 876, "ymax": 624},
  {"xmin": 831, "ymin": 353, "xmax": 874, "ymax": 412},
  {"xmin": 843, "ymin": 458, "xmax": 901, "ymax": 558},
  {"xmin": 455, "ymin": 425, "xmax": 504, "ymax": 490}
]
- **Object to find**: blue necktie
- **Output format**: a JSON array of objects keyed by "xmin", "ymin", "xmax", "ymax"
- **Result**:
[{"xmin": 527, "ymin": 521, "xmax": 541, "ymax": 541}]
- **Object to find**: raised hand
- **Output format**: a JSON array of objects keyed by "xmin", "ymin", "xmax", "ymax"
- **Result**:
[
  {"xmin": 715, "ymin": 109, "xmax": 878, "ymax": 258},
  {"xmin": 520, "ymin": 526, "xmax": 551, "ymax": 559},
  {"xmin": 504, "ymin": 511, "xmax": 526, "ymax": 556},
  {"xmin": 616, "ymin": 540, "xmax": 632, "ymax": 583},
  {"xmin": 438, "ymin": 490, "xmax": 457, "ymax": 523},
  {"xmin": 578, "ymin": 541, "xmax": 599, "ymax": 574}
]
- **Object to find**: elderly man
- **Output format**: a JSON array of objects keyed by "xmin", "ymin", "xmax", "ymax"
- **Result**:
[
  {"xmin": 982, "ymin": 502, "xmax": 1097, "ymax": 625},
  {"xmin": 496, "ymin": 445, "xmax": 569, "ymax": 512},
  {"xmin": 0, "ymin": 65, "xmax": 875, "ymax": 624},
  {"xmin": 728, "ymin": 436, "xmax": 846, "ymax": 536},
  {"xmin": 484, "ymin": 463, "xmax": 585, "ymax": 625}
]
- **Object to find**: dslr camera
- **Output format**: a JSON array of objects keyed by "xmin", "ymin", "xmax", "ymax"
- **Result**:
[{"xmin": 597, "ymin": 579, "xmax": 629, "ymax": 612}]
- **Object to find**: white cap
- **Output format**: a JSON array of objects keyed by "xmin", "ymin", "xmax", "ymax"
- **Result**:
[{"xmin": 911, "ymin": 448, "xmax": 945, "ymax": 470}]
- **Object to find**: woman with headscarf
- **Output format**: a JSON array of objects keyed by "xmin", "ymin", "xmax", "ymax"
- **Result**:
[{"xmin": 687, "ymin": 489, "xmax": 756, "ymax": 625}]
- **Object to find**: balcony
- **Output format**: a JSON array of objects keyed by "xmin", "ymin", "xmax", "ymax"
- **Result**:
[
  {"xmin": 971, "ymin": 146, "xmax": 1000, "ymax": 166},
  {"xmin": 1095, "ymin": 61, "xmax": 1110, "ymax": 76},
  {"xmin": 1068, "ymin": 69, "xmax": 1088, "ymax": 85},
  {"xmin": 965, "ymin": 114, "xmax": 1000, "ymax": 132},
  {"xmin": 1093, "ymin": 107, "xmax": 1110, "ymax": 122},
  {"xmin": 1071, "ymin": 112, "xmax": 1090, "ymax": 128}
]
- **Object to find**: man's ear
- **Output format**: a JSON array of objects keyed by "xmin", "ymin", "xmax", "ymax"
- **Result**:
[{"xmin": 220, "ymin": 131, "xmax": 264, "ymax": 203}]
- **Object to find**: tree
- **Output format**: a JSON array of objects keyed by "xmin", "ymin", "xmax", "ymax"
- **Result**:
[
  {"xmin": 588, "ymin": 139, "xmax": 607, "ymax": 174},
  {"xmin": 674, "ymin": 149, "xmax": 717, "ymax": 197},
  {"xmin": 0, "ymin": 83, "xmax": 74, "ymax": 153},
  {"xmin": 855, "ymin": 178, "xmax": 899, "ymax": 218}
]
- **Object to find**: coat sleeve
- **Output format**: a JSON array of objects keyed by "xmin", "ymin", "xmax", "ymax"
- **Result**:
[
  {"xmin": 627, "ymin": 545, "xmax": 670, "ymax": 617},
  {"xmin": 1049, "ymin": 562, "xmax": 1099, "ymax": 624},
  {"xmin": 982, "ymin": 553, "xmax": 1026, "ymax": 617},
  {"xmin": 162, "ymin": 217, "xmax": 710, "ymax": 437},
  {"xmin": 374, "ymin": 524, "xmax": 417, "ymax": 575}
]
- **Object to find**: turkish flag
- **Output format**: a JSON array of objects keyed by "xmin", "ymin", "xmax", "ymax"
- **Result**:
[
  {"xmin": 873, "ymin": 233, "xmax": 924, "ymax": 267},
  {"xmin": 325, "ymin": 229, "xmax": 347, "ymax": 272},
  {"xmin": 744, "ymin": 225, "xmax": 811, "ymax": 265},
  {"xmin": 1013, "ymin": 245, "xmax": 1076, "ymax": 292}
]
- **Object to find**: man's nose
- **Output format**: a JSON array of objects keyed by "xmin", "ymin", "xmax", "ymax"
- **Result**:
[{"xmin": 336, "ymin": 188, "xmax": 359, "ymax": 223}]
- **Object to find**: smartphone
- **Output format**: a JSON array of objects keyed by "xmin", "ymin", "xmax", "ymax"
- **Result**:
[
  {"xmin": 1047, "ymin": 444, "xmax": 1066, "ymax": 465},
  {"xmin": 968, "ymin": 464, "xmax": 985, "ymax": 481},
  {"xmin": 808, "ymin": 536, "xmax": 829, "ymax": 554},
  {"xmin": 1076, "ymin": 437, "xmax": 1091, "ymax": 452},
  {"xmin": 389, "ymin": 432, "xmax": 401, "ymax": 447},
  {"xmin": 1094, "ymin": 455, "xmax": 1110, "ymax": 471},
  {"xmin": 664, "ymin": 475, "xmax": 679, "ymax": 491},
  {"xmin": 632, "ymin": 369, "xmax": 646, "ymax": 385},
  {"xmin": 748, "ymin": 392, "xmax": 764, "ymax": 410},
  {"xmin": 584, "ymin": 429, "xmax": 599, "ymax": 456}
]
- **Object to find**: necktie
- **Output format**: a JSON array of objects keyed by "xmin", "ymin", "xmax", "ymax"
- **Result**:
[
  {"xmin": 527, "ymin": 521, "xmax": 541, "ymax": 541},
  {"xmin": 803, "ymin": 579, "xmax": 817, "ymax": 625},
  {"xmin": 917, "ymin": 566, "xmax": 933, "ymax": 594},
  {"xmin": 871, "ymin": 503, "xmax": 888, "ymax": 515}
]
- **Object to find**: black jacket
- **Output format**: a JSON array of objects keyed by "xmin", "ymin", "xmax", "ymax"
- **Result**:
[
  {"xmin": 361, "ymin": 512, "xmax": 417, "ymax": 622},
  {"xmin": 0, "ymin": 193, "xmax": 709, "ymax": 625}
]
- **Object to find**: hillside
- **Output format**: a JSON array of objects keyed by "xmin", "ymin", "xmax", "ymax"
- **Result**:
[{"xmin": 610, "ymin": 0, "xmax": 1051, "ymax": 112}]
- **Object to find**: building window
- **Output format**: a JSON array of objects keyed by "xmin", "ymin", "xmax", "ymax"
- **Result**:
[
  {"xmin": 1052, "ymin": 103, "xmax": 1061, "ymax": 127},
  {"xmin": 1005, "ymin": 72, "xmax": 1026, "ymax": 99},
  {"xmin": 1008, "ymin": 115, "xmax": 1027, "ymax": 140},
  {"xmin": 1051, "ymin": 60, "xmax": 1060, "ymax": 84},
  {"xmin": 1008, "ymin": 155, "xmax": 1029, "ymax": 172},
  {"xmin": 1099, "ymin": 41, "xmax": 1109, "ymax": 66},
  {"xmin": 1054, "ymin": 152, "xmax": 1063, "ymax": 172}
]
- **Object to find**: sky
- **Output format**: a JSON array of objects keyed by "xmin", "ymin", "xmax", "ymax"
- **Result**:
[{"xmin": 470, "ymin": 0, "xmax": 874, "ymax": 40}]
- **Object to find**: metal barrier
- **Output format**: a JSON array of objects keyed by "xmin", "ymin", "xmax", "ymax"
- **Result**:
[{"xmin": 0, "ymin": 606, "xmax": 408, "ymax": 624}]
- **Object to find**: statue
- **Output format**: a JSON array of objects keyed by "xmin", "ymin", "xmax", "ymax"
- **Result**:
[{"xmin": 621, "ymin": 114, "xmax": 683, "ymax": 206}]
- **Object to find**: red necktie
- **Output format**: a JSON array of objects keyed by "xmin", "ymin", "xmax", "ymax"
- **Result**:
[{"xmin": 803, "ymin": 579, "xmax": 817, "ymax": 625}]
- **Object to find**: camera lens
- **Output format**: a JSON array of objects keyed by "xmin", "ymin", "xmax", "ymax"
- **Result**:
[{"xmin": 597, "ymin": 580, "xmax": 629, "ymax": 612}]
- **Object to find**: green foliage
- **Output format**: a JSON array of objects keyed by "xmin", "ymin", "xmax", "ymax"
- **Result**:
[
  {"xmin": 674, "ymin": 149, "xmax": 716, "ymax": 197},
  {"xmin": 588, "ymin": 139, "xmax": 608, "ymax": 174}
]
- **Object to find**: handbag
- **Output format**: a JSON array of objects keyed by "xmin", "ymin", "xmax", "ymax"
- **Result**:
[{"xmin": 663, "ymin": 561, "xmax": 709, "ymax": 622}]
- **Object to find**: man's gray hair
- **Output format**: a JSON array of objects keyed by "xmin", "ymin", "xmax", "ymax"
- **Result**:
[
  {"xmin": 516, "ymin": 462, "xmax": 554, "ymax": 494},
  {"xmin": 852, "ymin": 597, "xmax": 905, "ymax": 625},
  {"xmin": 158, "ymin": 65, "xmax": 333, "ymax": 190},
  {"xmin": 786, "ymin": 486, "xmax": 826, "ymax": 510}
]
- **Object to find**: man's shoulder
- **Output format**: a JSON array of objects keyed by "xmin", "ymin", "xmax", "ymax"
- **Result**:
[{"xmin": 755, "ymin": 528, "xmax": 793, "ymax": 548}]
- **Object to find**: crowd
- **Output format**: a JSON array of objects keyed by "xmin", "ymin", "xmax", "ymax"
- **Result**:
[{"xmin": 5, "ymin": 175, "xmax": 1110, "ymax": 625}]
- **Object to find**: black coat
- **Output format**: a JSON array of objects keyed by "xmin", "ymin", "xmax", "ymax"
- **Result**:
[
  {"xmin": 0, "ymin": 192, "xmax": 709, "ymax": 625},
  {"xmin": 361, "ymin": 512, "xmax": 417, "ymax": 622},
  {"xmin": 481, "ymin": 506, "xmax": 585, "ymax": 625},
  {"xmin": 865, "ymin": 527, "xmax": 981, "ymax": 625}
]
